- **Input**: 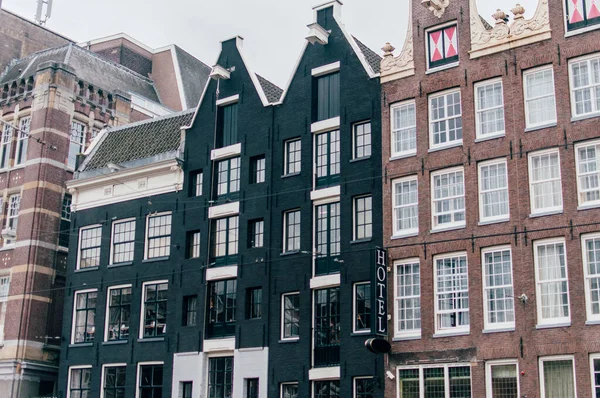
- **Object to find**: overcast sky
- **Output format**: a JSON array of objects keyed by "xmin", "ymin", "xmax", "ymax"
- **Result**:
[{"xmin": 3, "ymin": 0, "xmax": 539, "ymax": 87}]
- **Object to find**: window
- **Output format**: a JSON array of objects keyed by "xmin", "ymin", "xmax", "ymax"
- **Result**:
[
  {"xmin": 4, "ymin": 194, "xmax": 20, "ymax": 244},
  {"xmin": 391, "ymin": 101, "xmax": 417, "ymax": 158},
  {"xmin": 246, "ymin": 287, "xmax": 262, "ymax": 319},
  {"xmin": 315, "ymin": 202, "xmax": 341, "ymax": 275},
  {"xmin": 217, "ymin": 103, "xmax": 238, "ymax": 147},
  {"xmin": 396, "ymin": 364, "xmax": 472, "ymax": 398},
  {"xmin": 190, "ymin": 170, "xmax": 203, "ymax": 197},
  {"xmin": 315, "ymin": 72, "xmax": 340, "ymax": 122},
  {"xmin": 206, "ymin": 279, "xmax": 237, "ymax": 338},
  {"xmin": 429, "ymin": 89, "xmax": 462, "ymax": 149},
  {"xmin": 68, "ymin": 121, "xmax": 86, "ymax": 169},
  {"xmin": 524, "ymin": 66, "xmax": 557, "ymax": 128},
  {"xmin": 0, "ymin": 122, "xmax": 12, "ymax": 169},
  {"xmin": 528, "ymin": 149, "xmax": 563, "ymax": 214},
  {"xmin": 181, "ymin": 382, "xmax": 193, "ymax": 398},
  {"xmin": 575, "ymin": 140, "xmax": 600, "ymax": 207},
  {"xmin": 475, "ymin": 79, "xmax": 505, "ymax": 139},
  {"xmin": 284, "ymin": 210, "xmax": 301, "ymax": 252},
  {"xmin": 478, "ymin": 159, "xmax": 509, "ymax": 223},
  {"xmin": 354, "ymin": 196, "xmax": 372, "ymax": 240},
  {"xmin": 211, "ymin": 216, "xmax": 239, "ymax": 266},
  {"xmin": 314, "ymin": 380, "xmax": 340, "ymax": 398},
  {"xmin": 566, "ymin": 0, "xmax": 600, "ymax": 31},
  {"xmin": 354, "ymin": 378, "xmax": 374, "ymax": 398},
  {"xmin": 187, "ymin": 230, "xmax": 201, "ymax": 259},
  {"xmin": 15, "ymin": 116, "xmax": 30, "ymax": 165},
  {"xmin": 590, "ymin": 354, "xmax": 600, "ymax": 397},
  {"xmin": 427, "ymin": 24, "xmax": 459, "ymax": 70},
  {"xmin": 431, "ymin": 168, "xmax": 465, "ymax": 230},
  {"xmin": 482, "ymin": 247, "xmax": 515, "ymax": 331},
  {"xmin": 314, "ymin": 287, "xmax": 340, "ymax": 367},
  {"xmin": 208, "ymin": 357, "xmax": 233, "ymax": 398},
  {"xmin": 534, "ymin": 238, "xmax": 570, "ymax": 326},
  {"xmin": 182, "ymin": 295, "xmax": 197, "ymax": 326},
  {"xmin": 353, "ymin": 282, "xmax": 371, "ymax": 332},
  {"xmin": 103, "ymin": 365, "xmax": 126, "ymax": 398},
  {"xmin": 315, "ymin": 130, "xmax": 340, "ymax": 188},
  {"xmin": 539, "ymin": 356, "xmax": 576, "ymax": 398},
  {"xmin": 434, "ymin": 253, "xmax": 469, "ymax": 334},
  {"xmin": 583, "ymin": 233, "xmax": 600, "ymax": 321},
  {"xmin": 281, "ymin": 383, "xmax": 299, "ymax": 398},
  {"xmin": 138, "ymin": 363, "xmax": 163, "ymax": 398},
  {"xmin": 246, "ymin": 378, "xmax": 259, "ymax": 398},
  {"xmin": 392, "ymin": 176, "xmax": 418, "ymax": 237},
  {"xmin": 251, "ymin": 155, "xmax": 266, "ymax": 184},
  {"xmin": 285, "ymin": 139, "xmax": 302, "ymax": 175},
  {"xmin": 0, "ymin": 275, "xmax": 10, "ymax": 343},
  {"xmin": 485, "ymin": 360, "xmax": 519, "ymax": 398},
  {"xmin": 216, "ymin": 157, "xmax": 241, "ymax": 201},
  {"xmin": 111, "ymin": 219, "xmax": 135, "ymax": 264},
  {"xmin": 353, "ymin": 121, "xmax": 371, "ymax": 159},
  {"xmin": 68, "ymin": 367, "xmax": 91, "ymax": 398},
  {"xmin": 59, "ymin": 194, "xmax": 72, "ymax": 248},
  {"xmin": 145, "ymin": 213, "xmax": 172, "ymax": 259},
  {"xmin": 570, "ymin": 54, "xmax": 600, "ymax": 118},
  {"xmin": 394, "ymin": 259, "xmax": 421, "ymax": 338},
  {"xmin": 249, "ymin": 219, "xmax": 264, "ymax": 248},
  {"xmin": 72, "ymin": 290, "xmax": 97, "ymax": 344},
  {"xmin": 141, "ymin": 282, "xmax": 168, "ymax": 338},
  {"xmin": 281, "ymin": 292, "xmax": 300, "ymax": 340},
  {"xmin": 106, "ymin": 285, "xmax": 131, "ymax": 341}
]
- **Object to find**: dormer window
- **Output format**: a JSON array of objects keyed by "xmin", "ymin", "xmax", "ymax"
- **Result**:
[
  {"xmin": 217, "ymin": 102, "xmax": 239, "ymax": 148},
  {"xmin": 427, "ymin": 24, "xmax": 459, "ymax": 71},
  {"xmin": 566, "ymin": 0, "xmax": 600, "ymax": 32}
]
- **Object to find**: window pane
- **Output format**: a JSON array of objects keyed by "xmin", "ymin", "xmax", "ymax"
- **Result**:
[
  {"xmin": 476, "ymin": 81, "xmax": 505, "ymax": 137},
  {"xmin": 483, "ymin": 249, "xmax": 515, "ymax": 328},
  {"xmin": 396, "ymin": 261, "xmax": 421, "ymax": 335},
  {"xmin": 432, "ymin": 169, "xmax": 465, "ymax": 229},
  {"xmin": 392, "ymin": 102, "xmax": 417, "ymax": 156},
  {"xmin": 536, "ymin": 241, "xmax": 570, "ymax": 323},
  {"xmin": 525, "ymin": 68, "xmax": 556, "ymax": 126},
  {"xmin": 479, "ymin": 161, "xmax": 509, "ymax": 221},
  {"xmin": 490, "ymin": 364, "xmax": 518, "ymax": 398},
  {"xmin": 435, "ymin": 255, "xmax": 469, "ymax": 331},
  {"xmin": 430, "ymin": 90, "xmax": 462, "ymax": 148},
  {"xmin": 542, "ymin": 359, "xmax": 575, "ymax": 398}
]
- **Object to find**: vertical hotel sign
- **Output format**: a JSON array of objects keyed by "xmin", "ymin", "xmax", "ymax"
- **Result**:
[{"xmin": 373, "ymin": 247, "xmax": 388, "ymax": 336}]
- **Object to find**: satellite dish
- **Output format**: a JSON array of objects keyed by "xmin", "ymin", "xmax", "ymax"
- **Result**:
[{"xmin": 35, "ymin": 0, "xmax": 53, "ymax": 25}]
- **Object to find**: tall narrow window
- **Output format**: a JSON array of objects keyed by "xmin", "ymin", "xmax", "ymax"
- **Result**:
[
  {"xmin": 284, "ymin": 210, "xmax": 301, "ymax": 252},
  {"xmin": 427, "ymin": 24, "xmax": 459, "ymax": 70},
  {"xmin": 218, "ymin": 103, "xmax": 238, "ymax": 148},
  {"xmin": 0, "ymin": 275, "xmax": 10, "ymax": 343},
  {"xmin": 249, "ymin": 219, "xmax": 264, "ymax": 248},
  {"xmin": 429, "ymin": 89, "xmax": 462, "ymax": 149},
  {"xmin": 394, "ymin": 259, "xmax": 421, "ymax": 339},
  {"xmin": 281, "ymin": 292, "xmax": 300, "ymax": 340},
  {"xmin": 591, "ymin": 354, "xmax": 600, "ymax": 397},
  {"xmin": 141, "ymin": 282, "xmax": 168, "ymax": 338},
  {"xmin": 354, "ymin": 196, "xmax": 372, "ymax": 240},
  {"xmin": 569, "ymin": 54, "xmax": 600, "ymax": 118},
  {"xmin": 246, "ymin": 378, "xmax": 259, "ymax": 398},
  {"xmin": 251, "ymin": 155, "xmax": 266, "ymax": 184},
  {"xmin": 183, "ymin": 295, "xmax": 197, "ymax": 326},
  {"xmin": 68, "ymin": 121, "xmax": 86, "ymax": 169},
  {"xmin": 528, "ymin": 150, "xmax": 563, "ymax": 215},
  {"xmin": 146, "ymin": 213, "xmax": 172, "ymax": 259},
  {"xmin": 281, "ymin": 383, "xmax": 299, "ymax": 398},
  {"xmin": 103, "ymin": 365, "xmax": 126, "ymax": 398},
  {"xmin": 524, "ymin": 66, "xmax": 557, "ymax": 129},
  {"xmin": 566, "ymin": 0, "xmax": 600, "ymax": 31},
  {"xmin": 77, "ymin": 225, "xmax": 102, "ymax": 269},
  {"xmin": 392, "ymin": 176, "xmax": 418, "ymax": 237},
  {"xmin": 181, "ymin": 382, "xmax": 193, "ymax": 398},
  {"xmin": 206, "ymin": 279, "xmax": 237, "ymax": 338},
  {"xmin": 315, "ymin": 72, "xmax": 340, "ymax": 122},
  {"xmin": 15, "ymin": 116, "xmax": 30, "ymax": 165},
  {"xmin": 315, "ymin": 130, "xmax": 340, "ymax": 188},
  {"xmin": 391, "ymin": 100, "xmax": 417, "ymax": 158},
  {"xmin": 482, "ymin": 247, "xmax": 515, "ymax": 331},
  {"xmin": 139, "ymin": 363, "xmax": 163, "ymax": 398},
  {"xmin": 575, "ymin": 140, "xmax": 600, "ymax": 207},
  {"xmin": 434, "ymin": 253, "xmax": 469, "ymax": 334},
  {"xmin": 190, "ymin": 170, "xmax": 203, "ymax": 197},
  {"xmin": 72, "ymin": 290, "xmax": 97, "ymax": 344},
  {"xmin": 187, "ymin": 230, "xmax": 201, "ymax": 259},
  {"xmin": 354, "ymin": 378, "xmax": 374, "ymax": 398},
  {"xmin": 208, "ymin": 357, "xmax": 233, "ymax": 398},
  {"xmin": 314, "ymin": 287, "xmax": 340, "ymax": 367},
  {"xmin": 353, "ymin": 121, "xmax": 371, "ymax": 159},
  {"xmin": 246, "ymin": 287, "xmax": 262, "ymax": 319},
  {"xmin": 486, "ymin": 360, "xmax": 519, "ymax": 398},
  {"xmin": 431, "ymin": 168, "xmax": 465, "ymax": 230},
  {"xmin": 59, "ymin": 194, "xmax": 72, "ymax": 248},
  {"xmin": 478, "ymin": 159, "xmax": 509, "ymax": 223},
  {"xmin": 216, "ymin": 157, "xmax": 241, "ymax": 201},
  {"xmin": 314, "ymin": 380, "xmax": 340, "ymax": 398},
  {"xmin": 583, "ymin": 233, "xmax": 600, "ymax": 321},
  {"xmin": 285, "ymin": 139, "xmax": 302, "ymax": 175},
  {"xmin": 106, "ymin": 285, "xmax": 131, "ymax": 341},
  {"xmin": 353, "ymin": 282, "xmax": 371, "ymax": 333},
  {"xmin": 211, "ymin": 216, "xmax": 239, "ymax": 266},
  {"xmin": 315, "ymin": 202, "xmax": 341, "ymax": 275},
  {"xmin": 475, "ymin": 79, "xmax": 505, "ymax": 139},
  {"xmin": 539, "ymin": 357, "xmax": 576, "ymax": 398},
  {"xmin": 4, "ymin": 194, "xmax": 20, "ymax": 244},
  {"xmin": 111, "ymin": 219, "xmax": 135, "ymax": 264},
  {"xmin": 534, "ymin": 239, "xmax": 570, "ymax": 326},
  {"xmin": 68, "ymin": 367, "xmax": 91, "ymax": 398},
  {"xmin": 0, "ymin": 123, "xmax": 12, "ymax": 169}
]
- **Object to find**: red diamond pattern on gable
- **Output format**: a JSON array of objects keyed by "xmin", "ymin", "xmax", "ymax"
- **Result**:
[
  {"xmin": 570, "ymin": 0, "xmax": 584, "ymax": 23},
  {"xmin": 430, "ymin": 30, "xmax": 443, "ymax": 62},
  {"xmin": 444, "ymin": 27, "xmax": 458, "ymax": 58},
  {"xmin": 588, "ymin": 0, "xmax": 600, "ymax": 18}
]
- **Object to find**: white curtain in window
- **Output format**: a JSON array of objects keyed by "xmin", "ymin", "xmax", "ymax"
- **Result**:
[{"xmin": 543, "ymin": 360, "xmax": 575, "ymax": 398}]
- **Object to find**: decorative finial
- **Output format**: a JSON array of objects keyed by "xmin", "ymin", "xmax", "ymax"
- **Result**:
[
  {"xmin": 492, "ymin": 9, "xmax": 508, "ymax": 24},
  {"xmin": 511, "ymin": 4, "xmax": 525, "ymax": 19},
  {"xmin": 382, "ymin": 43, "xmax": 396, "ymax": 57}
]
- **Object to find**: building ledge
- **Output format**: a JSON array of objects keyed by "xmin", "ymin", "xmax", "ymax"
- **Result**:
[
  {"xmin": 309, "ymin": 366, "xmax": 340, "ymax": 380},
  {"xmin": 310, "ymin": 274, "xmax": 341, "ymax": 289},
  {"xmin": 206, "ymin": 265, "xmax": 238, "ymax": 281},
  {"xmin": 203, "ymin": 337, "xmax": 235, "ymax": 352}
]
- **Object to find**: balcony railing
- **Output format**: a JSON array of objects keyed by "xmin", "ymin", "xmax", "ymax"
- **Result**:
[{"xmin": 313, "ymin": 326, "xmax": 340, "ymax": 367}]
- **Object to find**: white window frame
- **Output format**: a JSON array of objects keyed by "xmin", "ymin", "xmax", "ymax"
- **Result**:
[
  {"xmin": 428, "ymin": 88, "xmax": 463, "ymax": 150},
  {"xmin": 104, "ymin": 284, "xmax": 132, "ymax": 342},
  {"xmin": 569, "ymin": 53, "xmax": 600, "ymax": 119},
  {"xmin": 100, "ymin": 363, "xmax": 127, "ymax": 398},
  {"xmin": 590, "ymin": 353, "xmax": 600, "ymax": 397},
  {"xmin": 283, "ymin": 209, "xmax": 301, "ymax": 253},
  {"xmin": 194, "ymin": 170, "xmax": 203, "ymax": 196},
  {"xmin": 0, "ymin": 274, "xmax": 10, "ymax": 344},
  {"xmin": 353, "ymin": 195, "xmax": 372, "ymax": 241},
  {"xmin": 395, "ymin": 363, "xmax": 472, "ymax": 398},
  {"xmin": 433, "ymin": 252, "xmax": 469, "ymax": 336},
  {"xmin": 352, "ymin": 120, "xmax": 372, "ymax": 160},
  {"xmin": 280, "ymin": 291, "xmax": 300, "ymax": 341},
  {"xmin": 136, "ymin": 361, "xmax": 164, "ymax": 398},
  {"xmin": 390, "ymin": 100, "xmax": 417, "ymax": 159},
  {"xmin": 189, "ymin": 230, "xmax": 201, "ymax": 258},
  {"xmin": 425, "ymin": 22, "xmax": 460, "ymax": 73},
  {"xmin": 68, "ymin": 120, "xmax": 87, "ymax": 169},
  {"xmin": 76, "ymin": 224, "xmax": 102, "ymax": 270},
  {"xmin": 15, "ymin": 116, "xmax": 30, "ymax": 166},
  {"xmin": 575, "ymin": 139, "xmax": 600, "ymax": 208},
  {"xmin": 431, "ymin": 167, "xmax": 466, "ymax": 231},
  {"xmin": 280, "ymin": 382, "xmax": 299, "ymax": 398},
  {"xmin": 478, "ymin": 159, "xmax": 509, "ymax": 224},
  {"xmin": 67, "ymin": 365, "xmax": 93, "ymax": 398},
  {"xmin": 70, "ymin": 288, "xmax": 98, "ymax": 344},
  {"xmin": 582, "ymin": 232, "xmax": 600, "ymax": 322},
  {"xmin": 110, "ymin": 218, "xmax": 136, "ymax": 265},
  {"xmin": 528, "ymin": 149, "xmax": 563, "ymax": 215},
  {"xmin": 139, "ymin": 280, "xmax": 169, "ymax": 339},
  {"xmin": 4, "ymin": 193, "xmax": 20, "ymax": 245},
  {"xmin": 481, "ymin": 246, "xmax": 515, "ymax": 331},
  {"xmin": 394, "ymin": 258, "xmax": 421, "ymax": 339},
  {"xmin": 352, "ymin": 282, "xmax": 371, "ymax": 334},
  {"xmin": 539, "ymin": 355, "xmax": 577, "ymax": 398},
  {"xmin": 353, "ymin": 376, "xmax": 374, "ymax": 398},
  {"xmin": 485, "ymin": 359, "xmax": 519, "ymax": 398},
  {"xmin": 523, "ymin": 65, "xmax": 557, "ymax": 129},
  {"xmin": 0, "ymin": 121, "xmax": 13, "ymax": 170},
  {"xmin": 534, "ymin": 237, "xmax": 571, "ymax": 327},
  {"xmin": 284, "ymin": 138, "xmax": 302, "ymax": 176},
  {"xmin": 144, "ymin": 212, "xmax": 172, "ymax": 260},
  {"xmin": 474, "ymin": 78, "xmax": 505, "ymax": 140},
  {"xmin": 392, "ymin": 176, "xmax": 419, "ymax": 238}
]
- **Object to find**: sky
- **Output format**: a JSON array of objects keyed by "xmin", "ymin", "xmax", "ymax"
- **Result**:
[{"xmin": 2, "ymin": 0, "xmax": 539, "ymax": 88}]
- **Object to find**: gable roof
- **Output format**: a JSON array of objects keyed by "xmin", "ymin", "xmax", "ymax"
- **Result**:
[
  {"xmin": 173, "ymin": 45, "xmax": 211, "ymax": 108},
  {"xmin": 352, "ymin": 36, "xmax": 382, "ymax": 74},
  {"xmin": 256, "ymin": 74, "xmax": 283, "ymax": 103}
]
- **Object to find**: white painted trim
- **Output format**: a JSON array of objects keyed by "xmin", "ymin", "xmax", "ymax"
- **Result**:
[
  {"xmin": 235, "ymin": 38, "xmax": 271, "ymax": 107},
  {"xmin": 534, "ymin": 237, "xmax": 570, "ymax": 327},
  {"xmin": 203, "ymin": 337, "xmax": 235, "ymax": 352},
  {"xmin": 310, "ymin": 186, "xmax": 340, "ymax": 202},
  {"xmin": 135, "ymin": 362, "xmax": 165, "ymax": 398},
  {"xmin": 79, "ymin": 33, "xmax": 155, "ymax": 53},
  {"xmin": 395, "ymin": 363, "xmax": 472, "ymax": 398},
  {"xmin": 208, "ymin": 202, "xmax": 240, "ymax": 219},
  {"xmin": 485, "ymin": 359, "xmax": 519, "ymax": 398},
  {"xmin": 66, "ymin": 365, "xmax": 93, "ymax": 398},
  {"xmin": 433, "ymin": 252, "xmax": 470, "ymax": 335},
  {"xmin": 481, "ymin": 245, "xmax": 515, "ymax": 331},
  {"xmin": 139, "ymin": 280, "xmax": 169, "ymax": 340},
  {"xmin": 393, "ymin": 258, "xmax": 421, "ymax": 339},
  {"xmin": 332, "ymin": 14, "xmax": 379, "ymax": 79},
  {"xmin": 280, "ymin": 292, "xmax": 300, "ymax": 341},
  {"xmin": 308, "ymin": 366, "xmax": 340, "ymax": 380},
  {"xmin": 425, "ymin": 21, "xmax": 459, "ymax": 72},
  {"xmin": 311, "ymin": 61, "xmax": 341, "ymax": 77},
  {"xmin": 144, "ymin": 212, "xmax": 172, "ymax": 260},
  {"xmin": 390, "ymin": 99, "xmax": 417, "ymax": 159},
  {"xmin": 109, "ymin": 218, "xmax": 136, "ymax": 265},
  {"xmin": 392, "ymin": 176, "xmax": 419, "ymax": 237},
  {"xmin": 582, "ymin": 232, "xmax": 600, "ymax": 323},
  {"xmin": 274, "ymin": 41, "xmax": 309, "ymax": 105},
  {"xmin": 430, "ymin": 166, "xmax": 466, "ymax": 231},
  {"xmin": 100, "ymin": 363, "xmax": 127, "ymax": 398},
  {"xmin": 528, "ymin": 148, "xmax": 563, "ymax": 215},
  {"xmin": 168, "ymin": 45, "xmax": 188, "ymax": 110},
  {"xmin": 523, "ymin": 65, "xmax": 557, "ymax": 129},
  {"xmin": 70, "ymin": 289, "xmax": 98, "ymax": 345},
  {"xmin": 215, "ymin": 94, "xmax": 239, "ymax": 107},
  {"xmin": 428, "ymin": 88, "xmax": 463, "ymax": 151},
  {"xmin": 283, "ymin": 209, "xmax": 301, "ymax": 253},
  {"xmin": 539, "ymin": 355, "xmax": 577, "ymax": 398},
  {"xmin": 76, "ymin": 224, "xmax": 102, "ymax": 271},
  {"xmin": 211, "ymin": 143, "xmax": 242, "ymax": 161},
  {"xmin": 575, "ymin": 139, "xmax": 600, "ymax": 208},
  {"xmin": 310, "ymin": 274, "xmax": 340, "ymax": 289},
  {"xmin": 311, "ymin": 117, "xmax": 340, "ymax": 134},
  {"xmin": 104, "ymin": 284, "xmax": 132, "ymax": 342},
  {"xmin": 474, "ymin": 78, "xmax": 506, "ymax": 140},
  {"xmin": 206, "ymin": 266, "xmax": 238, "ymax": 281},
  {"xmin": 478, "ymin": 158, "xmax": 510, "ymax": 224}
]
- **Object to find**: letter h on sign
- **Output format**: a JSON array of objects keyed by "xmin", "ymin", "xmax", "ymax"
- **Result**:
[{"xmin": 372, "ymin": 247, "xmax": 388, "ymax": 336}]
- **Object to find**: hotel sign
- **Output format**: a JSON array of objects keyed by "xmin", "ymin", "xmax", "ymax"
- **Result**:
[{"xmin": 373, "ymin": 247, "xmax": 388, "ymax": 336}]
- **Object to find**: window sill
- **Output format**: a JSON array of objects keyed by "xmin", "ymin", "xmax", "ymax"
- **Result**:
[
  {"xmin": 69, "ymin": 343, "xmax": 93, "ymax": 348},
  {"xmin": 474, "ymin": 133, "xmax": 505, "ymax": 143},
  {"xmin": 524, "ymin": 122, "xmax": 557, "ymax": 133},
  {"xmin": 482, "ymin": 327, "xmax": 515, "ymax": 334},
  {"xmin": 578, "ymin": 203, "xmax": 600, "ymax": 211},
  {"xmin": 108, "ymin": 261, "xmax": 133, "ymax": 268},
  {"xmin": 478, "ymin": 218, "xmax": 509, "ymax": 226},
  {"xmin": 350, "ymin": 156, "xmax": 371, "ymax": 163},
  {"xmin": 529, "ymin": 210, "xmax": 563, "ymax": 218},
  {"xmin": 350, "ymin": 238, "xmax": 372, "ymax": 245},
  {"xmin": 281, "ymin": 172, "xmax": 301, "ymax": 179},
  {"xmin": 102, "ymin": 340, "xmax": 128, "ymax": 346},
  {"xmin": 137, "ymin": 337, "xmax": 166, "ymax": 343},
  {"xmin": 390, "ymin": 152, "xmax": 417, "ymax": 162},
  {"xmin": 426, "ymin": 62, "xmax": 459, "ymax": 75},
  {"xmin": 393, "ymin": 334, "xmax": 421, "ymax": 342},
  {"xmin": 75, "ymin": 266, "xmax": 99, "ymax": 273},
  {"xmin": 428, "ymin": 141, "xmax": 463, "ymax": 153},
  {"xmin": 280, "ymin": 250, "xmax": 301, "ymax": 257},
  {"xmin": 430, "ymin": 224, "xmax": 466, "ymax": 234},
  {"xmin": 433, "ymin": 330, "xmax": 470, "ymax": 338},
  {"xmin": 571, "ymin": 112, "xmax": 600, "ymax": 123},
  {"xmin": 565, "ymin": 24, "xmax": 600, "ymax": 37},
  {"xmin": 391, "ymin": 231, "xmax": 419, "ymax": 240},
  {"xmin": 536, "ymin": 322, "xmax": 571, "ymax": 330},
  {"xmin": 351, "ymin": 331, "xmax": 371, "ymax": 336},
  {"xmin": 0, "ymin": 245, "xmax": 15, "ymax": 252},
  {"xmin": 142, "ymin": 256, "xmax": 170, "ymax": 264},
  {"xmin": 279, "ymin": 338, "xmax": 299, "ymax": 344},
  {"xmin": 585, "ymin": 319, "xmax": 600, "ymax": 326}
]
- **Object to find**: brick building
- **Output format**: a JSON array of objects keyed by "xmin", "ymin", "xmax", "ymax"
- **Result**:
[{"xmin": 380, "ymin": 0, "xmax": 600, "ymax": 397}]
